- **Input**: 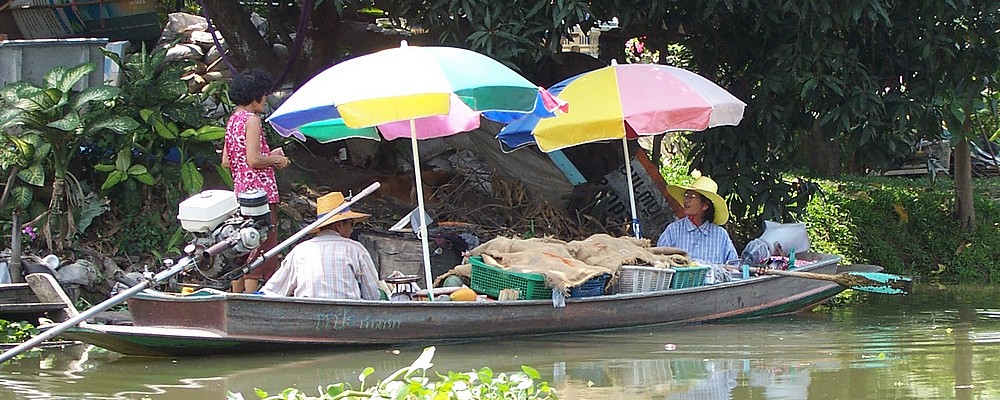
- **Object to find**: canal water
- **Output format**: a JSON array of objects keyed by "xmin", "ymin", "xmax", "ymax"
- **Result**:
[{"xmin": 0, "ymin": 286, "xmax": 997, "ymax": 399}]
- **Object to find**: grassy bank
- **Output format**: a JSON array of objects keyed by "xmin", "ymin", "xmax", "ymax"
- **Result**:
[{"xmin": 799, "ymin": 175, "xmax": 1000, "ymax": 284}]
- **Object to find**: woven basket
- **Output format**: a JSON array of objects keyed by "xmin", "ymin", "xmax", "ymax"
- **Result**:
[{"xmin": 619, "ymin": 266, "xmax": 674, "ymax": 293}]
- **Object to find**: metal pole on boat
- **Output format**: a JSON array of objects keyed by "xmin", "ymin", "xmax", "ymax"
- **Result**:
[
  {"xmin": 0, "ymin": 256, "xmax": 194, "ymax": 363},
  {"xmin": 0, "ymin": 182, "xmax": 382, "ymax": 364}
]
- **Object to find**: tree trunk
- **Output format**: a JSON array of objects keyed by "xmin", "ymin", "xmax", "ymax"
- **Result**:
[
  {"xmin": 200, "ymin": 0, "xmax": 282, "ymax": 76},
  {"xmin": 48, "ymin": 176, "xmax": 65, "ymax": 252},
  {"xmin": 954, "ymin": 137, "xmax": 976, "ymax": 232},
  {"xmin": 9, "ymin": 211, "xmax": 23, "ymax": 283},
  {"xmin": 0, "ymin": 168, "xmax": 22, "ymax": 281},
  {"xmin": 802, "ymin": 118, "xmax": 841, "ymax": 177}
]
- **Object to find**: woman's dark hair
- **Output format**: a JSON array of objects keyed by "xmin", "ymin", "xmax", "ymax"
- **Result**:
[
  {"xmin": 229, "ymin": 68, "xmax": 275, "ymax": 106},
  {"xmin": 701, "ymin": 194, "xmax": 716, "ymax": 224}
]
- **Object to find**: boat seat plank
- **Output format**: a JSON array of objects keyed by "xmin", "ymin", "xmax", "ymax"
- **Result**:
[
  {"xmin": 0, "ymin": 283, "xmax": 37, "ymax": 302},
  {"xmin": 26, "ymin": 273, "xmax": 79, "ymax": 318},
  {"xmin": 0, "ymin": 302, "xmax": 68, "ymax": 313}
]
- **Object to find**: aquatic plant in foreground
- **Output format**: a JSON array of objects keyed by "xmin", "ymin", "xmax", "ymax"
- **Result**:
[{"xmin": 228, "ymin": 346, "xmax": 557, "ymax": 400}]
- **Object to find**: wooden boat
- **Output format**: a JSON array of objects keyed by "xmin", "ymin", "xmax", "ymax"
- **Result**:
[
  {"xmin": 50, "ymin": 253, "xmax": 879, "ymax": 357},
  {"xmin": 0, "ymin": 281, "xmax": 73, "ymax": 324}
]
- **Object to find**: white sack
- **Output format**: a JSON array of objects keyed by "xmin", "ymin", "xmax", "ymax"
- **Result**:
[{"xmin": 759, "ymin": 220, "xmax": 810, "ymax": 256}]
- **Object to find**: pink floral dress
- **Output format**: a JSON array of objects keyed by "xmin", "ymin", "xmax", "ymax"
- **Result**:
[{"xmin": 225, "ymin": 109, "xmax": 279, "ymax": 203}]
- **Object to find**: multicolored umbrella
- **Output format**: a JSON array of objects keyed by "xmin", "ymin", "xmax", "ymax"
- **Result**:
[
  {"xmin": 267, "ymin": 41, "xmax": 563, "ymax": 296},
  {"xmin": 498, "ymin": 62, "xmax": 745, "ymax": 238}
]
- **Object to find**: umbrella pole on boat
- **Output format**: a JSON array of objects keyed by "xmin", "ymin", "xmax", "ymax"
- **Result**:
[
  {"xmin": 0, "ymin": 183, "xmax": 383, "ymax": 363},
  {"xmin": 410, "ymin": 120, "xmax": 436, "ymax": 300},
  {"xmin": 621, "ymin": 137, "xmax": 641, "ymax": 238},
  {"xmin": 757, "ymin": 268, "xmax": 914, "ymax": 295}
]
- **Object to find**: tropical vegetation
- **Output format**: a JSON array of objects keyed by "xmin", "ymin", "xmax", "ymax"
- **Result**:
[
  {"xmin": 229, "ymin": 346, "xmax": 557, "ymax": 400},
  {"xmin": 3, "ymin": 1, "xmax": 1000, "ymax": 286},
  {"xmin": 196, "ymin": 1, "xmax": 1000, "ymax": 231}
]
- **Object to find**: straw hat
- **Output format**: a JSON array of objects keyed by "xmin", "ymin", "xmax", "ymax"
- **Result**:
[
  {"xmin": 312, "ymin": 192, "xmax": 370, "ymax": 233},
  {"xmin": 666, "ymin": 170, "xmax": 730, "ymax": 225}
]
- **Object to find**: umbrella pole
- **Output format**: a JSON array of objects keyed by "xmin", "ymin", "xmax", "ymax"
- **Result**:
[
  {"xmin": 622, "ymin": 138, "xmax": 641, "ymax": 238},
  {"xmin": 410, "ymin": 119, "xmax": 436, "ymax": 301}
]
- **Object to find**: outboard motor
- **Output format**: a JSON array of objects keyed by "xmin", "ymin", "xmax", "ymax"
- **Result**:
[{"xmin": 176, "ymin": 189, "xmax": 271, "ymax": 281}]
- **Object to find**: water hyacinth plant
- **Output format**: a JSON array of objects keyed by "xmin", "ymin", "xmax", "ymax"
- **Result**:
[{"xmin": 228, "ymin": 346, "xmax": 557, "ymax": 400}]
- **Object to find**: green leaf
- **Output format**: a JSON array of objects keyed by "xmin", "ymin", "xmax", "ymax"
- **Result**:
[
  {"xmin": 1, "ymin": 81, "xmax": 38, "ymax": 103},
  {"xmin": 133, "ymin": 172, "xmax": 155, "ymax": 185},
  {"xmin": 181, "ymin": 161, "xmax": 204, "ymax": 194},
  {"xmin": 139, "ymin": 108, "xmax": 156, "ymax": 123},
  {"xmin": 194, "ymin": 125, "xmax": 226, "ymax": 141},
  {"xmin": 57, "ymin": 63, "xmax": 97, "ymax": 93},
  {"xmin": 29, "ymin": 137, "xmax": 52, "ymax": 161},
  {"xmin": 324, "ymin": 383, "xmax": 347, "ymax": 397},
  {"xmin": 521, "ymin": 365, "xmax": 541, "ymax": 379},
  {"xmin": 216, "ymin": 164, "xmax": 234, "ymax": 189},
  {"xmin": 43, "ymin": 66, "xmax": 69, "ymax": 91},
  {"xmin": 127, "ymin": 164, "xmax": 148, "ymax": 175},
  {"xmin": 115, "ymin": 149, "xmax": 131, "ymax": 171},
  {"xmin": 11, "ymin": 185, "xmax": 32, "ymax": 210},
  {"xmin": 101, "ymin": 170, "xmax": 127, "ymax": 190},
  {"xmin": 69, "ymin": 85, "xmax": 120, "ymax": 109},
  {"xmin": 48, "ymin": 112, "xmax": 81, "ymax": 132},
  {"xmin": 949, "ymin": 102, "xmax": 965, "ymax": 125},
  {"xmin": 7, "ymin": 135, "xmax": 35, "ymax": 160},
  {"xmin": 75, "ymin": 191, "xmax": 109, "ymax": 233},
  {"xmin": 153, "ymin": 116, "xmax": 178, "ymax": 139},
  {"xmin": 16, "ymin": 164, "xmax": 45, "ymax": 186},
  {"xmin": 88, "ymin": 115, "xmax": 141, "ymax": 135},
  {"xmin": 94, "ymin": 163, "xmax": 116, "ymax": 172},
  {"xmin": 477, "ymin": 366, "xmax": 494, "ymax": 382}
]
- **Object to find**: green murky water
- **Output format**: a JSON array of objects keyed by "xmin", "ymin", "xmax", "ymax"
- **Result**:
[{"xmin": 0, "ymin": 286, "xmax": 998, "ymax": 399}]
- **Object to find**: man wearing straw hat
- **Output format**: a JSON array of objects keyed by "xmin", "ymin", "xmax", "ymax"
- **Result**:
[
  {"xmin": 656, "ymin": 170, "xmax": 738, "ymax": 265},
  {"xmin": 261, "ymin": 192, "xmax": 381, "ymax": 299}
]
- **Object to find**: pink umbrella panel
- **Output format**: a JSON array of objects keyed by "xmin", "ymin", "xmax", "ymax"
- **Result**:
[{"xmin": 497, "ymin": 63, "xmax": 746, "ymax": 238}]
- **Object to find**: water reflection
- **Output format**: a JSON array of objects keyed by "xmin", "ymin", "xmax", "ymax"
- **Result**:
[{"xmin": 1, "ymin": 293, "xmax": 1000, "ymax": 399}]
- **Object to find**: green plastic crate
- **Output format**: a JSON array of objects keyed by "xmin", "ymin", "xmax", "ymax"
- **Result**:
[
  {"xmin": 469, "ymin": 256, "xmax": 551, "ymax": 300},
  {"xmin": 669, "ymin": 266, "xmax": 710, "ymax": 289}
]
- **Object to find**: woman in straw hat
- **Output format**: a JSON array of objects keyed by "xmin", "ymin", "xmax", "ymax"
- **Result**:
[
  {"xmin": 656, "ymin": 170, "xmax": 738, "ymax": 265},
  {"xmin": 260, "ymin": 192, "xmax": 381, "ymax": 300}
]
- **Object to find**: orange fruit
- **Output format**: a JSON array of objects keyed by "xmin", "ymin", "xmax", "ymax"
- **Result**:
[{"xmin": 450, "ymin": 287, "xmax": 477, "ymax": 301}]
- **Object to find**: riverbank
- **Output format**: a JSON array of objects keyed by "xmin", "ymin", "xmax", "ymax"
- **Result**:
[{"xmin": 799, "ymin": 175, "xmax": 1000, "ymax": 284}]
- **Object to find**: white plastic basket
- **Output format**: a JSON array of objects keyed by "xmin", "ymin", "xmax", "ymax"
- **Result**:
[{"xmin": 619, "ymin": 266, "xmax": 674, "ymax": 293}]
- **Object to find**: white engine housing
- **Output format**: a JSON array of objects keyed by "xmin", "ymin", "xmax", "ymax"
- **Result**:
[{"xmin": 177, "ymin": 190, "xmax": 238, "ymax": 233}]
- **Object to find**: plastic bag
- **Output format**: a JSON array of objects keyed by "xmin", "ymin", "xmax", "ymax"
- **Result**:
[
  {"xmin": 758, "ymin": 221, "xmax": 810, "ymax": 256},
  {"xmin": 740, "ymin": 238, "xmax": 772, "ymax": 265}
]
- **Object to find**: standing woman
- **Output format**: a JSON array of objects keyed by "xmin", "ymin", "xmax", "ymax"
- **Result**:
[{"xmin": 221, "ymin": 69, "xmax": 291, "ymax": 293}]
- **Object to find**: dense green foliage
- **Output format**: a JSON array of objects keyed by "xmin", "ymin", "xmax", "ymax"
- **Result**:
[
  {"xmin": 1, "ymin": 47, "xmax": 228, "ymax": 258},
  {"xmin": 0, "ymin": 63, "xmax": 139, "ymax": 250},
  {"xmin": 800, "ymin": 176, "xmax": 1000, "ymax": 283},
  {"xmin": 0, "ymin": 320, "xmax": 38, "ymax": 344},
  {"xmin": 233, "ymin": 346, "xmax": 557, "ymax": 400},
  {"xmin": 360, "ymin": 0, "xmax": 1000, "ymax": 226},
  {"xmin": 82, "ymin": 44, "xmax": 229, "ymax": 258}
]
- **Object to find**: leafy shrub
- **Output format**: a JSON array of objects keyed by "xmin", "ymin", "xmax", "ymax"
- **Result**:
[{"xmin": 800, "ymin": 176, "xmax": 1000, "ymax": 283}]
